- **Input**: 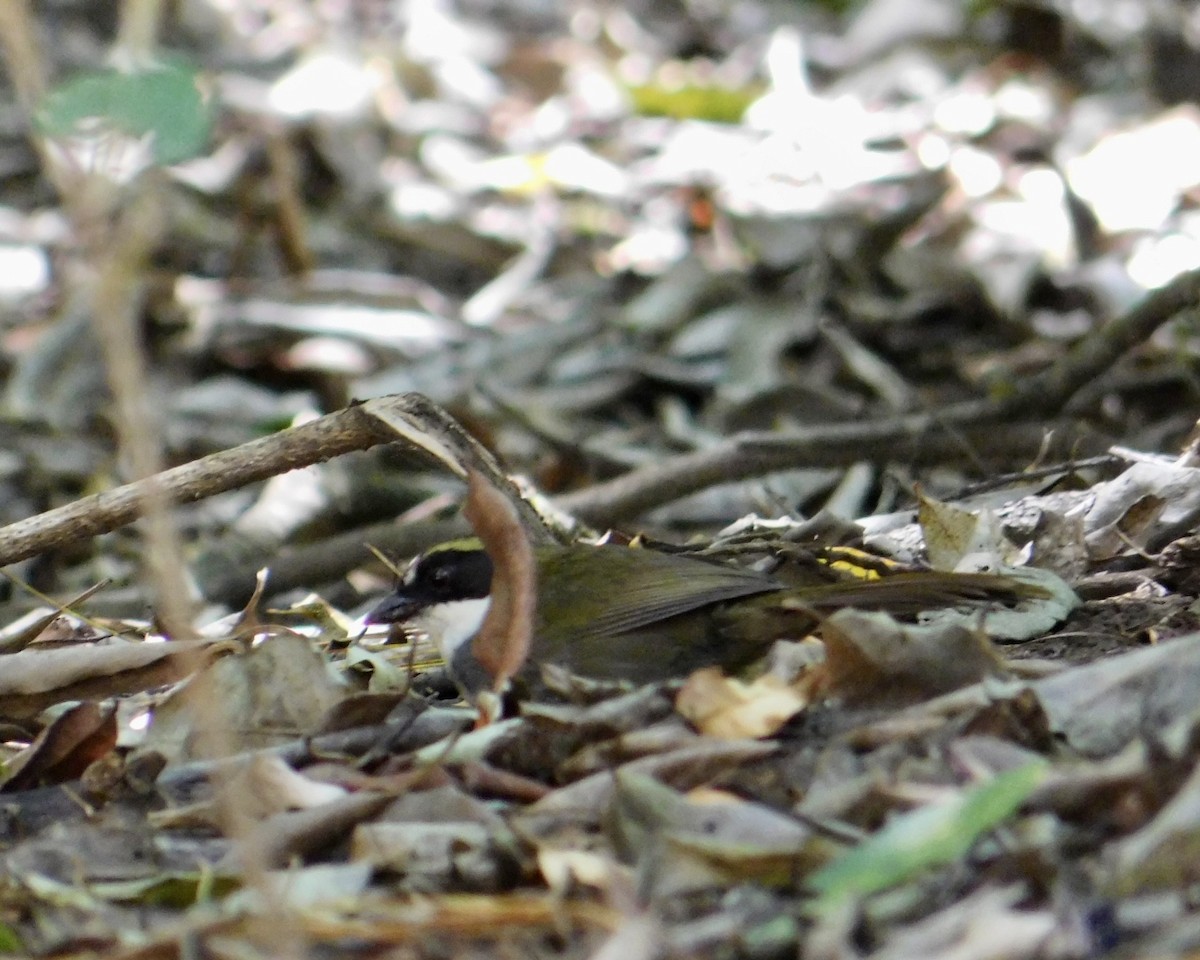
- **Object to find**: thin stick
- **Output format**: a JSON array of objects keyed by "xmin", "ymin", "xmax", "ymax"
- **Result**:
[{"xmin": 0, "ymin": 401, "xmax": 403, "ymax": 568}]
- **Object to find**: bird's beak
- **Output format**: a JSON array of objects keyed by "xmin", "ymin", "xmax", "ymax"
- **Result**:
[{"xmin": 364, "ymin": 592, "xmax": 421, "ymax": 625}]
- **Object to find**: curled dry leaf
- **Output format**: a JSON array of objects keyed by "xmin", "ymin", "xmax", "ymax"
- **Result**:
[
  {"xmin": 918, "ymin": 563, "xmax": 1080, "ymax": 642},
  {"xmin": 461, "ymin": 468, "xmax": 538, "ymax": 697},
  {"xmin": 807, "ymin": 608, "xmax": 1007, "ymax": 706},
  {"xmin": 1085, "ymin": 460, "xmax": 1200, "ymax": 558},
  {"xmin": 0, "ymin": 701, "xmax": 117, "ymax": 792},
  {"xmin": 0, "ymin": 579, "xmax": 110, "ymax": 655},
  {"xmin": 676, "ymin": 667, "xmax": 807, "ymax": 739},
  {"xmin": 0, "ymin": 640, "xmax": 216, "ymax": 719}
]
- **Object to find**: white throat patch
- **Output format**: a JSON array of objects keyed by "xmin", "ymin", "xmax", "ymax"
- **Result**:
[{"xmin": 412, "ymin": 597, "xmax": 492, "ymax": 662}]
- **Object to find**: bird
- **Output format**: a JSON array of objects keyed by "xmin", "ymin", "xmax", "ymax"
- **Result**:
[{"xmin": 364, "ymin": 537, "xmax": 1035, "ymax": 702}]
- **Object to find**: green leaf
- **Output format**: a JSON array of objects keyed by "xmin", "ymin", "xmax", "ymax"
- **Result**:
[
  {"xmin": 0, "ymin": 921, "xmax": 23, "ymax": 953},
  {"xmin": 38, "ymin": 60, "xmax": 212, "ymax": 165},
  {"xmin": 88, "ymin": 871, "xmax": 240, "ymax": 906},
  {"xmin": 807, "ymin": 760, "xmax": 1047, "ymax": 910},
  {"xmin": 626, "ymin": 81, "xmax": 761, "ymax": 124}
]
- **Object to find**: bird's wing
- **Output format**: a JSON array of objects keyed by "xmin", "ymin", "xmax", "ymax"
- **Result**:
[{"xmin": 539, "ymin": 547, "xmax": 780, "ymax": 642}]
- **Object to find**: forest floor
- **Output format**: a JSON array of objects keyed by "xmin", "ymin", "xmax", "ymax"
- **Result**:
[{"xmin": 0, "ymin": 1, "xmax": 1197, "ymax": 957}]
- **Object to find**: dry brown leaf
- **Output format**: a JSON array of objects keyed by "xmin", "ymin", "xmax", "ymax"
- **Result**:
[
  {"xmin": 608, "ymin": 770, "xmax": 813, "ymax": 895},
  {"xmin": 527, "ymin": 739, "xmax": 776, "ymax": 816},
  {"xmin": 351, "ymin": 819, "xmax": 517, "ymax": 890},
  {"xmin": 229, "ymin": 754, "xmax": 349, "ymax": 820},
  {"xmin": 916, "ymin": 488, "xmax": 1011, "ymax": 571},
  {"xmin": 807, "ymin": 608, "xmax": 1007, "ymax": 706},
  {"xmin": 0, "ymin": 640, "xmax": 216, "ymax": 719},
  {"xmin": 227, "ymin": 791, "xmax": 393, "ymax": 870},
  {"xmin": 461, "ymin": 468, "xmax": 538, "ymax": 700},
  {"xmin": 144, "ymin": 634, "xmax": 343, "ymax": 763},
  {"xmin": 676, "ymin": 667, "xmax": 807, "ymax": 739},
  {"xmin": 0, "ymin": 701, "xmax": 117, "ymax": 791},
  {"xmin": 538, "ymin": 847, "xmax": 631, "ymax": 895},
  {"xmin": 1033, "ymin": 631, "xmax": 1200, "ymax": 758},
  {"xmin": 1085, "ymin": 460, "xmax": 1200, "ymax": 558}
]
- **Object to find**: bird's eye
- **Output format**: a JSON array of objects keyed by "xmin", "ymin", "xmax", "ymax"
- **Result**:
[{"xmin": 431, "ymin": 567, "xmax": 451, "ymax": 586}]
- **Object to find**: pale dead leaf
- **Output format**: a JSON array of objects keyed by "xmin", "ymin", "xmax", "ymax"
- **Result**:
[
  {"xmin": 916, "ymin": 488, "xmax": 1018, "ymax": 572},
  {"xmin": 676, "ymin": 667, "xmax": 807, "ymax": 739},
  {"xmin": 1085, "ymin": 460, "xmax": 1200, "ymax": 558},
  {"xmin": 351, "ymin": 820, "xmax": 508, "ymax": 889},
  {"xmin": 0, "ymin": 579, "xmax": 111, "ymax": 655},
  {"xmin": 918, "ymin": 563, "xmax": 1079, "ymax": 641},
  {"xmin": 808, "ymin": 608, "xmax": 1007, "ymax": 706},
  {"xmin": 608, "ymin": 770, "xmax": 813, "ymax": 895},
  {"xmin": 144, "ymin": 633, "xmax": 343, "ymax": 763},
  {"xmin": 0, "ymin": 640, "xmax": 216, "ymax": 719},
  {"xmin": 538, "ymin": 847, "xmax": 630, "ymax": 895},
  {"xmin": 228, "ymin": 754, "xmax": 349, "ymax": 821}
]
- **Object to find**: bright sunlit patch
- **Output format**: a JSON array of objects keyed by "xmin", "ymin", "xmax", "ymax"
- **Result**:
[
  {"xmin": 282, "ymin": 336, "xmax": 373, "ymax": 375},
  {"xmin": 390, "ymin": 180, "xmax": 460, "ymax": 220},
  {"xmin": 947, "ymin": 145, "xmax": 1003, "ymax": 198},
  {"xmin": 1066, "ymin": 107, "xmax": 1200, "ymax": 232},
  {"xmin": 171, "ymin": 137, "xmax": 248, "ymax": 192},
  {"xmin": 543, "ymin": 143, "xmax": 629, "ymax": 196},
  {"xmin": 973, "ymin": 193, "xmax": 1075, "ymax": 270},
  {"xmin": 269, "ymin": 51, "xmax": 378, "ymax": 118},
  {"xmin": 933, "ymin": 89, "xmax": 995, "ymax": 136},
  {"xmin": 1015, "ymin": 166, "xmax": 1066, "ymax": 206},
  {"xmin": 127, "ymin": 708, "xmax": 152, "ymax": 732},
  {"xmin": 994, "ymin": 78, "xmax": 1055, "ymax": 126},
  {"xmin": 238, "ymin": 300, "xmax": 452, "ymax": 349},
  {"xmin": 1127, "ymin": 233, "xmax": 1200, "ymax": 289},
  {"xmin": 0, "ymin": 245, "xmax": 49, "ymax": 300},
  {"xmin": 915, "ymin": 131, "xmax": 951, "ymax": 170},
  {"xmin": 600, "ymin": 209, "xmax": 687, "ymax": 275}
]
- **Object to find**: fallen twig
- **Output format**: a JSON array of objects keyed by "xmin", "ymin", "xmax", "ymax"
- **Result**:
[{"xmin": 0, "ymin": 398, "xmax": 416, "ymax": 569}]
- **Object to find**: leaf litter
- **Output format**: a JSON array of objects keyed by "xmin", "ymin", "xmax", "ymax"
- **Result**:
[{"xmin": 1, "ymin": 1, "xmax": 1200, "ymax": 957}]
